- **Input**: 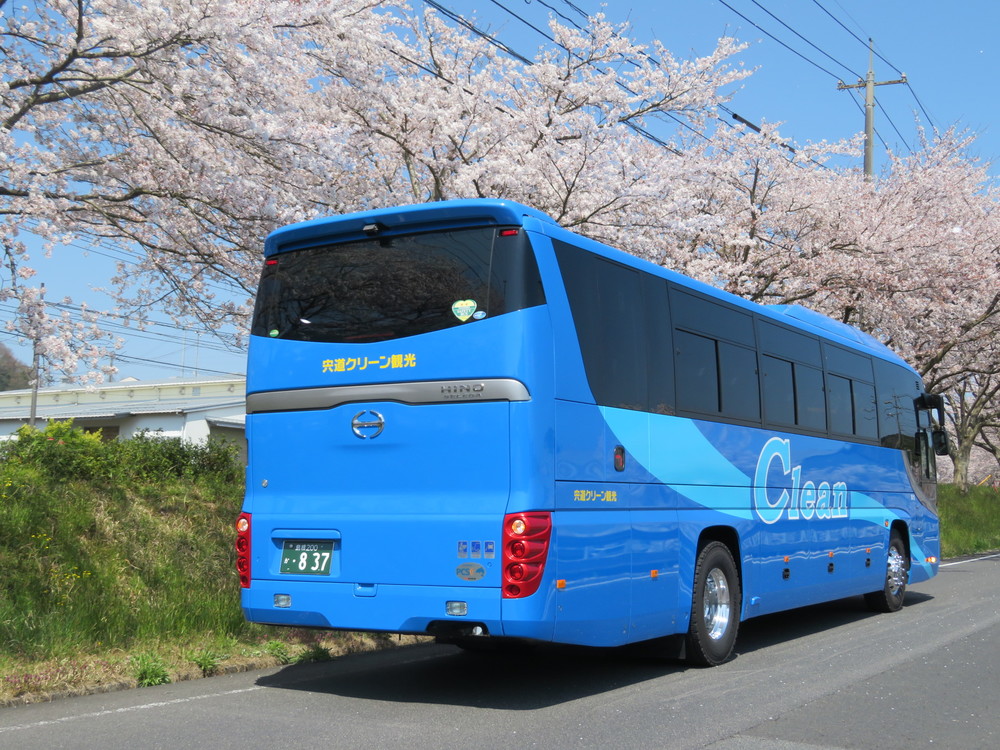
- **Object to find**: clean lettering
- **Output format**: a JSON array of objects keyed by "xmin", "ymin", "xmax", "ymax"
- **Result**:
[{"xmin": 752, "ymin": 437, "xmax": 849, "ymax": 524}]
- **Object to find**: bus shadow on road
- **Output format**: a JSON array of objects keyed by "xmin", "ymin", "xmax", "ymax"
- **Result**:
[
  {"xmin": 256, "ymin": 592, "xmax": 934, "ymax": 710},
  {"xmin": 256, "ymin": 639, "xmax": 679, "ymax": 710},
  {"xmin": 734, "ymin": 591, "xmax": 933, "ymax": 656}
]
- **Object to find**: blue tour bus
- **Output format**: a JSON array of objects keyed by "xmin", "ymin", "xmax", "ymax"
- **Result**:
[{"xmin": 236, "ymin": 199, "xmax": 945, "ymax": 665}]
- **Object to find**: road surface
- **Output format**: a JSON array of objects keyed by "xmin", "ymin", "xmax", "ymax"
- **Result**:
[{"xmin": 1, "ymin": 553, "xmax": 997, "ymax": 749}]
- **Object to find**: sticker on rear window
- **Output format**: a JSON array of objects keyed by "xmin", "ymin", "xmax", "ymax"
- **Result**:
[{"xmin": 451, "ymin": 299, "xmax": 477, "ymax": 322}]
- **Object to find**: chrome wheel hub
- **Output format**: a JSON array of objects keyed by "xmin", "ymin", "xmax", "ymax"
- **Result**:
[
  {"xmin": 704, "ymin": 567, "xmax": 732, "ymax": 640},
  {"xmin": 887, "ymin": 546, "xmax": 907, "ymax": 595}
]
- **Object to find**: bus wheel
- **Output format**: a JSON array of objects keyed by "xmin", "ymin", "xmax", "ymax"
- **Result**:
[
  {"xmin": 864, "ymin": 530, "xmax": 908, "ymax": 613},
  {"xmin": 686, "ymin": 541, "xmax": 741, "ymax": 666}
]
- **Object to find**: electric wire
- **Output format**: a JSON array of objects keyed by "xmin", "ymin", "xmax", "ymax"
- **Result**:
[
  {"xmin": 716, "ymin": 0, "xmax": 914, "ymax": 155},
  {"xmin": 715, "ymin": 0, "xmax": 845, "ymax": 81},
  {"xmin": 810, "ymin": 0, "xmax": 937, "ymax": 130},
  {"xmin": 748, "ymin": 0, "xmax": 861, "ymax": 81},
  {"xmin": 0, "ymin": 328, "xmax": 245, "ymax": 379},
  {"xmin": 809, "ymin": 0, "xmax": 902, "ymax": 75},
  {"xmin": 477, "ymin": 0, "xmax": 824, "ymax": 166},
  {"xmin": 419, "ymin": 0, "xmax": 686, "ymax": 154},
  {"xmin": 0, "ymin": 301, "xmax": 242, "ymax": 355}
]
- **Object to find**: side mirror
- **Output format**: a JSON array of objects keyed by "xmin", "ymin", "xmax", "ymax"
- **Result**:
[
  {"xmin": 931, "ymin": 428, "xmax": 950, "ymax": 456},
  {"xmin": 915, "ymin": 392, "xmax": 948, "ymax": 427}
]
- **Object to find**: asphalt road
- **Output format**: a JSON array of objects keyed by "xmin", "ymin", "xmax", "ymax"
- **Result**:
[{"xmin": 2, "ymin": 553, "xmax": 997, "ymax": 750}]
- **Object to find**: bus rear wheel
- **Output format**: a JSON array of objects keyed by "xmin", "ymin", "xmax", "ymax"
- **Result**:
[
  {"xmin": 686, "ymin": 541, "xmax": 741, "ymax": 666},
  {"xmin": 864, "ymin": 530, "xmax": 908, "ymax": 613}
]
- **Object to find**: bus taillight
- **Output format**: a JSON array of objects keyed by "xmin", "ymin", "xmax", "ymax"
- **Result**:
[
  {"xmin": 502, "ymin": 512, "xmax": 551, "ymax": 598},
  {"xmin": 236, "ymin": 513, "xmax": 252, "ymax": 588}
]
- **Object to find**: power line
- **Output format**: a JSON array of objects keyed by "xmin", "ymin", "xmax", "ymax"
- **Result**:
[
  {"xmin": 478, "ymin": 0, "xmax": 827, "ymax": 166},
  {"xmin": 809, "ymin": 0, "xmax": 901, "ymax": 75},
  {"xmin": 0, "ymin": 298, "xmax": 243, "ymax": 352},
  {"xmin": 0, "ymin": 326, "xmax": 246, "ymax": 379},
  {"xmin": 111, "ymin": 353, "xmax": 244, "ymax": 378},
  {"xmin": 715, "ymin": 0, "xmax": 845, "ymax": 81},
  {"xmin": 748, "ymin": 0, "xmax": 862, "ymax": 81},
  {"xmin": 420, "ymin": 0, "xmax": 687, "ymax": 153},
  {"xmin": 810, "ymin": 0, "xmax": 936, "ymax": 130}
]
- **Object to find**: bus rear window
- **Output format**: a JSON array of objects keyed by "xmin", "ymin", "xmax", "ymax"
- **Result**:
[{"xmin": 251, "ymin": 227, "xmax": 545, "ymax": 343}]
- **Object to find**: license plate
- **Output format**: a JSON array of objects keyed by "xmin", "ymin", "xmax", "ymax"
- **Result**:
[{"xmin": 280, "ymin": 541, "xmax": 334, "ymax": 575}]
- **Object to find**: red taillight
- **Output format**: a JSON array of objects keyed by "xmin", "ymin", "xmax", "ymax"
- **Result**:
[
  {"xmin": 235, "ymin": 512, "xmax": 252, "ymax": 588},
  {"xmin": 502, "ymin": 512, "xmax": 551, "ymax": 599}
]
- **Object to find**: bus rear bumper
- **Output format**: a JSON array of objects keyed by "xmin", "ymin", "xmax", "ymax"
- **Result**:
[{"xmin": 242, "ymin": 580, "xmax": 519, "ymax": 636}]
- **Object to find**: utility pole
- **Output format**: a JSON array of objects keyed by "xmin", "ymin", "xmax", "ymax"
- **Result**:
[
  {"xmin": 837, "ymin": 39, "xmax": 906, "ymax": 179},
  {"xmin": 28, "ymin": 282, "xmax": 44, "ymax": 429}
]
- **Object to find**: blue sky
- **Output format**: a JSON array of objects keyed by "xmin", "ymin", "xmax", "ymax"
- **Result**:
[
  {"xmin": 481, "ymin": 0, "xmax": 1000, "ymax": 170},
  {"xmin": 4, "ymin": 0, "xmax": 998, "ymax": 382}
]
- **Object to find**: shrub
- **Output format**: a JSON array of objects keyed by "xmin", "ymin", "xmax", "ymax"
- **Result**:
[
  {"xmin": 0, "ymin": 420, "xmax": 248, "ymax": 660},
  {"xmin": 263, "ymin": 640, "xmax": 291, "ymax": 665},
  {"xmin": 0, "ymin": 421, "xmax": 243, "ymax": 485},
  {"xmin": 189, "ymin": 649, "xmax": 226, "ymax": 677},
  {"xmin": 131, "ymin": 652, "xmax": 171, "ymax": 687},
  {"xmin": 1, "ymin": 421, "xmax": 107, "ymax": 481}
]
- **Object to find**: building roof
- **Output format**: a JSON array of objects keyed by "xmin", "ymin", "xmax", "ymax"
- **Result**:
[{"xmin": 0, "ymin": 376, "xmax": 246, "ymax": 423}]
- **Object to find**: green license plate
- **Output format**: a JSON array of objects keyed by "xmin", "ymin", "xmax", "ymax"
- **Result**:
[{"xmin": 280, "ymin": 541, "xmax": 334, "ymax": 575}]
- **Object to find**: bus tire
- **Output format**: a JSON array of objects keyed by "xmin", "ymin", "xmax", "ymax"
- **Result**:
[
  {"xmin": 864, "ymin": 529, "xmax": 908, "ymax": 613},
  {"xmin": 685, "ymin": 541, "xmax": 741, "ymax": 667}
]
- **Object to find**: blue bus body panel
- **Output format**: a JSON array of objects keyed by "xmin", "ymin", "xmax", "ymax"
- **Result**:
[
  {"xmin": 243, "ymin": 302, "xmax": 558, "ymax": 637},
  {"xmin": 263, "ymin": 200, "xmax": 555, "ymax": 256},
  {"xmin": 242, "ymin": 199, "xmax": 940, "ymax": 649}
]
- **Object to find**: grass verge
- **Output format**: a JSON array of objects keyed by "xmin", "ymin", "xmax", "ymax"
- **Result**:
[
  {"xmin": 0, "ymin": 631, "xmax": 428, "ymax": 705},
  {"xmin": 938, "ymin": 483, "xmax": 1000, "ymax": 557},
  {"xmin": 0, "ymin": 424, "xmax": 428, "ymax": 704}
]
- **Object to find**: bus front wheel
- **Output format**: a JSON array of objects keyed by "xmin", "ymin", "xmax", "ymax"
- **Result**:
[
  {"xmin": 686, "ymin": 541, "xmax": 741, "ymax": 667},
  {"xmin": 864, "ymin": 530, "xmax": 908, "ymax": 613}
]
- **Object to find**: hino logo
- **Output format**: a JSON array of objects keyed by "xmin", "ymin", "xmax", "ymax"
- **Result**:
[
  {"xmin": 440, "ymin": 382, "xmax": 486, "ymax": 400},
  {"xmin": 351, "ymin": 410, "xmax": 385, "ymax": 439}
]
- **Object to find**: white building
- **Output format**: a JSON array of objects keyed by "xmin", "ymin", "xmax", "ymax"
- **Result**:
[{"xmin": 0, "ymin": 376, "xmax": 247, "ymax": 459}]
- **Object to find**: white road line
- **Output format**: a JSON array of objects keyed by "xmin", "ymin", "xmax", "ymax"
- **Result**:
[
  {"xmin": 940, "ymin": 552, "xmax": 1000, "ymax": 567},
  {"xmin": 0, "ymin": 686, "xmax": 264, "ymax": 734}
]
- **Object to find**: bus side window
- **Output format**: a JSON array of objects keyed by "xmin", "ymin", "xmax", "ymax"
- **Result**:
[
  {"xmin": 874, "ymin": 360, "xmax": 919, "ymax": 458},
  {"xmin": 553, "ymin": 242, "xmax": 648, "ymax": 411}
]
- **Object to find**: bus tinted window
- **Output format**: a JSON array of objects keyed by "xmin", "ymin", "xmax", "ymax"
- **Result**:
[
  {"xmin": 854, "ymin": 381, "xmax": 878, "ymax": 439},
  {"xmin": 759, "ymin": 321, "xmax": 822, "ymax": 367},
  {"xmin": 719, "ymin": 342, "xmax": 761, "ymax": 422},
  {"xmin": 554, "ymin": 243, "xmax": 649, "ymax": 410},
  {"xmin": 875, "ymin": 360, "xmax": 919, "ymax": 452},
  {"xmin": 824, "ymin": 343, "xmax": 875, "ymax": 382},
  {"xmin": 673, "ymin": 290, "xmax": 755, "ymax": 345},
  {"xmin": 644, "ymin": 277, "xmax": 675, "ymax": 415},
  {"xmin": 675, "ymin": 330, "xmax": 719, "ymax": 414},
  {"xmin": 251, "ymin": 228, "xmax": 544, "ymax": 343},
  {"xmin": 762, "ymin": 355, "xmax": 795, "ymax": 426},
  {"xmin": 828, "ymin": 374, "xmax": 854, "ymax": 435},
  {"xmin": 795, "ymin": 364, "xmax": 827, "ymax": 431}
]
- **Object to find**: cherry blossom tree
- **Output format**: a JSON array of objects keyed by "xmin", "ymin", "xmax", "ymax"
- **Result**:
[
  {"xmin": 815, "ymin": 132, "xmax": 1000, "ymax": 488},
  {"xmin": 1, "ymin": 0, "xmax": 394, "ymax": 381},
  {"xmin": 3, "ymin": 1, "xmax": 999, "ymax": 487},
  {"xmin": 315, "ymin": 6, "xmax": 750, "ymax": 237},
  {"xmin": 1, "ymin": 0, "xmax": 749, "ymax": 383}
]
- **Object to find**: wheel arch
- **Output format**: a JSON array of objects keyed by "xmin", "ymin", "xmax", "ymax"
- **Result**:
[
  {"xmin": 697, "ymin": 525, "xmax": 742, "ymax": 582},
  {"xmin": 889, "ymin": 519, "xmax": 911, "ymax": 569}
]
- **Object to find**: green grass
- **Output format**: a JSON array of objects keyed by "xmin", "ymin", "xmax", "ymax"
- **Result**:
[
  {"xmin": 0, "ymin": 421, "xmax": 424, "ymax": 703},
  {"xmin": 0, "ymin": 422, "xmax": 251, "ymax": 660},
  {"xmin": 938, "ymin": 484, "xmax": 1000, "ymax": 558}
]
